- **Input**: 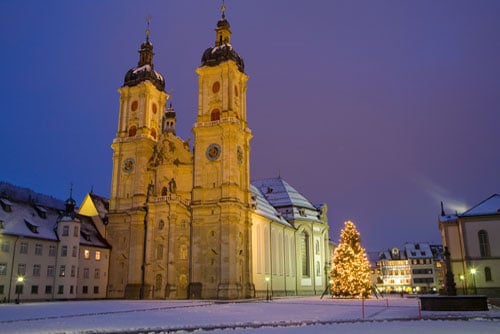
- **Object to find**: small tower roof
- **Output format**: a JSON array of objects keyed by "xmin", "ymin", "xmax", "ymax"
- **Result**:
[
  {"xmin": 201, "ymin": 4, "xmax": 245, "ymax": 73},
  {"xmin": 124, "ymin": 18, "xmax": 166, "ymax": 91}
]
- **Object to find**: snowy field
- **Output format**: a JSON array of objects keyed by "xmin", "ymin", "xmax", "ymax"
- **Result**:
[{"xmin": 0, "ymin": 296, "xmax": 499, "ymax": 334}]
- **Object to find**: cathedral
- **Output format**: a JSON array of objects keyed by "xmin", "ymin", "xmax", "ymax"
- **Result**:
[{"xmin": 105, "ymin": 7, "xmax": 330, "ymax": 300}]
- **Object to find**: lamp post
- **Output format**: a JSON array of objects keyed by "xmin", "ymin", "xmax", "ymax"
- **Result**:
[
  {"xmin": 15, "ymin": 276, "xmax": 24, "ymax": 304},
  {"xmin": 459, "ymin": 274, "xmax": 465, "ymax": 295},
  {"xmin": 265, "ymin": 277, "xmax": 270, "ymax": 301},
  {"xmin": 470, "ymin": 268, "xmax": 477, "ymax": 295}
]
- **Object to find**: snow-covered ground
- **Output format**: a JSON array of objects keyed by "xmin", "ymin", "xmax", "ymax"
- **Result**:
[{"xmin": 0, "ymin": 296, "xmax": 499, "ymax": 334}]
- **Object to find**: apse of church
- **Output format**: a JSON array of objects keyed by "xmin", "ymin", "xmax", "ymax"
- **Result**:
[{"xmin": 105, "ymin": 6, "xmax": 330, "ymax": 300}]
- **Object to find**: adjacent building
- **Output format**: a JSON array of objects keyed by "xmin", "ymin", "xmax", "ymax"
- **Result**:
[
  {"xmin": 439, "ymin": 194, "xmax": 500, "ymax": 296},
  {"xmin": 377, "ymin": 242, "xmax": 444, "ymax": 294},
  {"xmin": 0, "ymin": 183, "xmax": 110, "ymax": 302}
]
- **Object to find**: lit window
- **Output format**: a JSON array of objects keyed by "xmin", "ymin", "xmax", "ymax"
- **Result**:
[
  {"xmin": 59, "ymin": 265, "xmax": 66, "ymax": 277},
  {"xmin": 95, "ymin": 251, "xmax": 101, "ymax": 261},
  {"xmin": 84, "ymin": 249, "xmax": 90, "ymax": 259}
]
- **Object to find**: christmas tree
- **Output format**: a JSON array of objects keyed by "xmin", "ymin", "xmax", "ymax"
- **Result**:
[{"xmin": 330, "ymin": 220, "xmax": 371, "ymax": 298}]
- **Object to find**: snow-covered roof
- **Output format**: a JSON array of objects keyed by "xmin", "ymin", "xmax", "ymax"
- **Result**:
[
  {"xmin": 250, "ymin": 184, "xmax": 292, "ymax": 227},
  {"xmin": 0, "ymin": 183, "xmax": 109, "ymax": 248},
  {"xmin": 251, "ymin": 178, "xmax": 323, "ymax": 223},
  {"xmin": 460, "ymin": 194, "xmax": 500, "ymax": 217},
  {"xmin": 403, "ymin": 242, "xmax": 433, "ymax": 259}
]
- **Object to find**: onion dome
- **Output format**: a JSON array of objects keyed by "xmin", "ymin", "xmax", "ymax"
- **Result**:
[
  {"xmin": 201, "ymin": 5, "xmax": 245, "ymax": 73},
  {"xmin": 124, "ymin": 23, "xmax": 165, "ymax": 91}
]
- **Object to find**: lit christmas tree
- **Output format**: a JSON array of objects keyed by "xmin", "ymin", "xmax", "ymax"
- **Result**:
[{"xmin": 330, "ymin": 220, "xmax": 371, "ymax": 298}]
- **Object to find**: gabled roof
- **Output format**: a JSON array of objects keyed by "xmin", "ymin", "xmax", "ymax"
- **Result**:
[
  {"xmin": 461, "ymin": 194, "xmax": 500, "ymax": 217},
  {"xmin": 250, "ymin": 184, "xmax": 291, "ymax": 227},
  {"xmin": 251, "ymin": 178, "xmax": 316, "ymax": 210}
]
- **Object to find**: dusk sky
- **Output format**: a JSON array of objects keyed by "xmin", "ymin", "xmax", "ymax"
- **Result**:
[{"xmin": 1, "ymin": 1, "xmax": 499, "ymax": 251}]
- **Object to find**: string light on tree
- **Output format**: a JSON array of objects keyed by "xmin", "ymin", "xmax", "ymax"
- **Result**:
[{"xmin": 330, "ymin": 220, "xmax": 371, "ymax": 298}]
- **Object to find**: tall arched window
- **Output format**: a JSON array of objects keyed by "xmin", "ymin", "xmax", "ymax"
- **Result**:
[
  {"xmin": 478, "ymin": 230, "xmax": 491, "ymax": 257},
  {"xmin": 300, "ymin": 231, "xmax": 310, "ymax": 277},
  {"xmin": 485, "ymin": 267, "xmax": 492, "ymax": 282}
]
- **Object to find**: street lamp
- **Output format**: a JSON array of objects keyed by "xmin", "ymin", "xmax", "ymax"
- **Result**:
[
  {"xmin": 265, "ymin": 277, "xmax": 270, "ymax": 301},
  {"xmin": 15, "ymin": 276, "xmax": 24, "ymax": 304},
  {"xmin": 470, "ymin": 268, "xmax": 477, "ymax": 295}
]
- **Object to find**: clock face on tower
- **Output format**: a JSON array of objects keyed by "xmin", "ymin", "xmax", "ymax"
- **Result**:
[
  {"xmin": 206, "ymin": 144, "xmax": 221, "ymax": 161},
  {"xmin": 122, "ymin": 158, "xmax": 135, "ymax": 173}
]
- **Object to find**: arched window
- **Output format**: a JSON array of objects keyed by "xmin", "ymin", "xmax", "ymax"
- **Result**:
[
  {"xmin": 128, "ymin": 125, "xmax": 137, "ymax": 137},
  {"xmin": 478, "ymin": 230, "xmax": 491, "ymax": 257},
  {"xmin": 211, "ymin": 109, "xmax": 220, "ymax": 121},
  {"xmin": 300, "ymin": 231, "xmax": 310, "ymax": 277},
  {"xmin": 485, "ymin": 267, "xmax": 492, "ymax": 282}
]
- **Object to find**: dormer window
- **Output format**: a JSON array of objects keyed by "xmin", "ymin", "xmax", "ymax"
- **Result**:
[
  {"xmin": 0, "ymin": 198, "xmax": 12, "ymax": 212},
  {"xmin": 24, "ymin": 219, "xmax": 39, "ymax": 234},
  {"xmin": 298, "ymin": 208, "xmax": 306, "ymax": 217},
  {"xmin": 35, "ymin": 205, "xmax": 47, "ymax": 219}
]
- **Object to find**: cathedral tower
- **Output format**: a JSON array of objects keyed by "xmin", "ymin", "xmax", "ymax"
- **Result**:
[
  {"xmin": 189, "ymin": 6, "xmax": 254, "ymax": 299},
  {"xmin": 107, "ymin": 24, "xmax": 170, "ymax": 299}
]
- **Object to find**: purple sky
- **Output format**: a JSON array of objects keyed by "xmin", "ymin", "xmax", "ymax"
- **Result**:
[{"xmin": 1, "ymin": 1, "xmax": 499, "ymax": 251}]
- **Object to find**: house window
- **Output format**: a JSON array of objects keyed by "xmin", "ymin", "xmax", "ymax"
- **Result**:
[
  {"xmin": 61, "ymin": 246, "xmax": 68, "ymax": 257},
  {"xmin": 94, "ymin": 269, "xmax": 100, "ymax": 279},
  {"xmin": 73, "ymin": 226, "xmax": 79, "ymax": 237},
  {"xmin": 18, "ymin": 263, "xmax": 26, "ymax": 276},
  {"xmin": 84, "ymin": 249, "xmax": 90, "ymax": 259},
  {"xmin": 72, "ymin": 246, "xmax": 77, "ymax": 257},
  {"xmin": 59, "ymin": 265, "xmax": 66, "ymax": 277},
  {"xmin": 35, "ymin": 244, "xmax": 42, "ymax": 255},
  {"xmin": 20, "ymin": 242, "xmax": 28, "ymax": 254},
  {"xmin": 93, "ymin": 286, "xmax": 99, "ymax": 294},
  {"xmin": 31, "ymin": 285, "xmax": 38, "ymax": 294},
  {"xmin": 49, "ymin": 245, "xmax": 56, "ymax": 257},
  {"xmin": 0, "ymin": 285, "xmax": 4, "ymax": 294},
  {"xmin": 62, "ymin": 225, "xmax": 69, "ymax": 236},
  {"xmin": 82, "ymin": 286, "xmax": 88, "ymax": 294},
  {"xmin": 33, "ymin": 264, "xmax": 41, "ymax": 277},
  {"xmin": 71, "ymin": 265, "xmax": 76, "ymax": 277},
  {"xmin": 0, "ymin": 263, "xmax": 7, "ymax": 275},
  {"xmin": 300, "ymin": 231, "xmax": 310, "ymax": 277},
  {"xmin": 45, "ymin": 285, "xmax": 52, "ymax": 294},
  {"xmin": 1, "ymin": 241, "xmax": 9, "ymax": 253},
  {"xmin": 95, "ymin": 251, "xmax": 101, "ymax": 261},
  {"xmin": 478, "ymin": 230, "xmax": 491, "ymax": 257},
  {"xmin": 485, "ymin": 267, "xmax": 493, "ymax": 282},
  {"xmin": 70, "ymin": 285, "xmax": 74, "ymax": 294},
  {"xmin": 47, "ymin": 266, "xmax": 54, "ymax": 277},
  {"xmin": 83, "ymin": 268, "xmax": 89, "ymax": 279},
  {"xmin": 58, "ymin": 285, "xmax": 64, "ymax": 294}
]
